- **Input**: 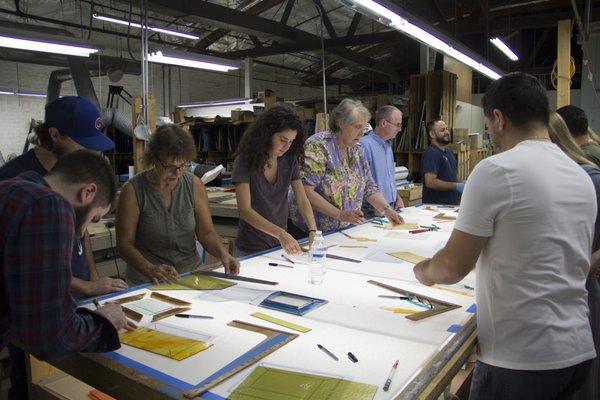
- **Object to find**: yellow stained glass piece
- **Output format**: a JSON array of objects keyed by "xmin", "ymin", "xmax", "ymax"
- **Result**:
[
  {"xmin": 149, "ymin": 274, "xmax": 235, "ymax": 291},
  {"xmin": 230, "ymin": 366, "xmax": 378, "ymax": 400},
  {"xmin": 387, "ymin": 251, "xmax": 427, "ymax": 264},
  {"xmin": 119, "ymin": 327, "xmax": 212, "ymax": 361}
]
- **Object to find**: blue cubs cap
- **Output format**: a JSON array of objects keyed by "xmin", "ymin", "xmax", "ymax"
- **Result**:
[{"xmin": 44, "ymin": 96, "xmax": 115, "ymax": 151}]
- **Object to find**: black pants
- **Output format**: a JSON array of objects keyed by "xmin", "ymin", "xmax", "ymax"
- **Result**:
[{"xmin": 469, "ymin": 359, "xmax": 594, "ymax": 400}]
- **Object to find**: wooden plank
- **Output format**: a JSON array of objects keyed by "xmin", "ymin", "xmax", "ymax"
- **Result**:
[
  {"xmin": 556, "ymin": 19, "xmax": 571, "ymax": 108},
  {"xmin": 132, "ymin": 96, "xmax": 156, "ymax": 174}
]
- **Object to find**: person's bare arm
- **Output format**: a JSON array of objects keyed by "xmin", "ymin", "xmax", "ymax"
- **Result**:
[
  {"xmin": 414, "ymin": 228, "xmax": 487, "ymax": 285},
  {"xmin": 423, "ymin": 172, "xmax": 459, "ymax": 192}
]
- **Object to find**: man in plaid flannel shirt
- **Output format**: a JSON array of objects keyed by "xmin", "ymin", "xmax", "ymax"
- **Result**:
[{"xmin": 1, "ymin": 151, "xmax": 135, "ymax": 399}]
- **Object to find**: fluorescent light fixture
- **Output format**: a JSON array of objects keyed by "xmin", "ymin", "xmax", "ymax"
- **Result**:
[
  {"xmin": 341, "ymin": 0, "xmax": 501, "ymax": 80},
  {"xmin": 0, "ymin": 34, "xmax": 97, "ymax": 57},
  {"xmin": 93, "ymin": 13, "xmax": 199, "ymax": 40},
  {"xmin": 0, "ymin": 89, "xmax": 46, "ymax": 97},
  {"xmin": 17, "ymin": 91, "xmax": 46, "ymax": 98},
  {"xmin": 148, "ymin": 50, "xmax": 239, "ymax": 72},
  {"xmin": 490, "ymin": 37, "xmax": 519, "ymax": 61},
  {"xmin": 178, "ymin": 98, "xmax": 252, "ymax": 108}
]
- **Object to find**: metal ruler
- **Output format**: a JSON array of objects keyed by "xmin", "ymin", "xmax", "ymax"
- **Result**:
[
  {"xmin": 184, "ymin": 320, "xmax": 298, "ymax": 398},
  {"xmin": 368, "ymin": 280, "xmax": 461, "ymax": 321}
]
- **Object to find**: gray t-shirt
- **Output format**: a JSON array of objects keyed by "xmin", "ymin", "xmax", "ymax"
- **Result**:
[
  {"xmin": 126, "ymin": 171, "xmax": 200, "ymax": 285},
  {"xmin": 581, "ymin": 142, "xmax": 600, "ymax": 167},
  {"xmin": 232, "ymin": 155, "xmax": 299, "ymax": 253}
]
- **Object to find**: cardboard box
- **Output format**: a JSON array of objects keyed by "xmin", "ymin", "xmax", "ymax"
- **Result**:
[
  {"xmin": 231, "ymin": 110, "xmax": 255, "ymax": 123},
  {"xmin": 398, "ymin": 184, "xmax": 422, "ymax": 202},
  {"xmin": 264, "ymin": 96, "xmax": 284, "ymax": 110},
  {"xmin": 469, "ymin": 133, "xmax": 482, "ymax": 149}
]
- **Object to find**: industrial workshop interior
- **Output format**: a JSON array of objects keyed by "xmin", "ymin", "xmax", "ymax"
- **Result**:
[{"xmin": 1, "ymin": 0, "xmax": 600, "ymax": 399}]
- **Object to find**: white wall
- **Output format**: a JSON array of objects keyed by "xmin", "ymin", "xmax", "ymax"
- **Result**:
[
  {"xmin": 454, "ymin": 100, "xmax": 485, "ymax": 134},
  {"xmin": 0, "ymin": 60, "xmax": 334, "ymax": 157}
]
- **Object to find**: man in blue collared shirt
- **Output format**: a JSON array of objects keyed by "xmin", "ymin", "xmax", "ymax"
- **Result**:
[{"xmin": 360, "ymin": 106, "xmax": 405, "ymax": 214}]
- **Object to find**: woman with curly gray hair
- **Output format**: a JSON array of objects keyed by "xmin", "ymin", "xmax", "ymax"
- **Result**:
[
  {"xmin": 116, "ymin": 124, "xmax": 240, "ymax": 285},
  {"xmin": 290, "ymin": 99, "xmax": 403, "ymax": 232}
]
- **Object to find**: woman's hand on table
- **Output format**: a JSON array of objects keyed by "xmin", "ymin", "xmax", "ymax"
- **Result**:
[
  {"xmin": 339, "ymin": 209, "xmax": 365, "ymax": 225},
  {"xmin": 277, "ymin": 230, "xmax": 302, "ymax": 255},
  {"xmin": 221, "ymin": 254, "xmax": 241, "ymax": 275},
  {"xmin": 383, "ymin": 208, "xmax": 404, "ymax": 225},
  {"xmin": 148, "ymin": 264, "xmax": 180, "ymax": 284}
]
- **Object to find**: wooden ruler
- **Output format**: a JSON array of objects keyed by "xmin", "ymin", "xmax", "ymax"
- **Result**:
[
  {"xmin": 183, "ymin": 320, "xmax": 298, "ymax": 398},
  {"xmin": 368, "ymin": 280, "xmax": 461, "ymax": 321}
]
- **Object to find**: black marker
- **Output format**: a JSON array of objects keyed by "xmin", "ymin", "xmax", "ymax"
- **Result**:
[
  {"xmin": 175, "ymin": 314, "xmax": 214, "ymax": 319},
  {"xmin": 347, "ymin": 352, "xmax": 358, "ymax": 363},
  {"xmin": 317, "ymin": 344, "xmax": 339, "ymax": 361}
]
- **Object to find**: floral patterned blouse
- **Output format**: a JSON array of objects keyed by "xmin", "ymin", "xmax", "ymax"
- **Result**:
[{"xmin": 291, "ymin": 130, "xmax": 379, "ymax": 232}]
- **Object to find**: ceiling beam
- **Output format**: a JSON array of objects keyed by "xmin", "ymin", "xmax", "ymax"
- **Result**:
[
  {"xmin": 346, "ymin": 12, "xmax": 362, "ymax": 37},
  {"xmin": 457, "ymin": 9, "xmax": 600, "ymax": 35},
  {"xmin": 143, "ymin": 0, "xmax": 400, "ymax": 79},
  {"xmin": 521, "ymin": 27, "xmax": 552, "ymax": 68},
  {"xmin": 314, "ymin": 0, "xmax": 338, "ymax": 38},
  {"xmin": 220, "ymin": 30, "xmax": 402, "ymax": 58},
  {"xmin": 280, "ymin": 0, "xmax": 295, "ymax": 25},
  {"xmin": 194, "ymin": 0, "xmax": 285, "ymax": 49},
  {"xmin": 426, "ymin": 0, "xmax": 451, "ymax": 33}
]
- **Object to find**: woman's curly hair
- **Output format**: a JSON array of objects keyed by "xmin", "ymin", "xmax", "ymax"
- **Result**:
[{"xmin": 235, "ymin": 105, "xmax": 306, "ymax": 173}]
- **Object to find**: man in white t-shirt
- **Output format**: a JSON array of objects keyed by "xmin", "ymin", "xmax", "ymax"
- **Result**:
[{"xmin": 414, "ymin": 72, "xmax": 597, "ymax": 400}]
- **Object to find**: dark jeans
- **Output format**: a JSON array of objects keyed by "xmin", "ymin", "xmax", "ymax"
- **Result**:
[
  {"xmin": 469, "ymin": 359, "xmax": 594, "ymax": 400},
  {"xmin": 8, "ymin": 344, "xmax": 28, "ymax": 400}
]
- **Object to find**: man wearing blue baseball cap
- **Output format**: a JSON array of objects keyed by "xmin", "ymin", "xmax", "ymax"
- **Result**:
[{"xmin": 0, "ymin": 97, "xmax": 127, "ymax": 298}]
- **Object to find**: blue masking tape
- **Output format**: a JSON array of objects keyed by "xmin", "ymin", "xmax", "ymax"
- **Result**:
[
  {"xmin": 447, "ymin": 324, "xmax": 462, "ymax": 333},
  {"xmin": 101, "ymin": 352, "xmax": 228, "ymax": 399},
  {"xmin": 466, "ymin": 304, "xmax": 477, "ymax": 313}
]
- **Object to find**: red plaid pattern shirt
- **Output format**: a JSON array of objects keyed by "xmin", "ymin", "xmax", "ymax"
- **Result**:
[{"xmin": 0, "ymin": 172, "xmax": 119, "ymax": 360}]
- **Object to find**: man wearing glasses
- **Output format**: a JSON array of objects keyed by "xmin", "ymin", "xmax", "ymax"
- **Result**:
[{"xmin": 359, "ymin": 105, "xmax": 405, "ymax": 216}]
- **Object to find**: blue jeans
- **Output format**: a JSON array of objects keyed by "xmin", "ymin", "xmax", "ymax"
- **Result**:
[{"xmin": 469, "ymin": 359, "xmax": 593, "ymax": 400}]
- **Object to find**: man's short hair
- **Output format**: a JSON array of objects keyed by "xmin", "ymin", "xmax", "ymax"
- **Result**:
[
  {"xmin": 482, "ymin": 72, "xmax": 549, "ymax": 128},
  {"xmin": 426, "ymin": 119, "xmax": 443, "ymax": 134},
  {"xmin": 375, "ymin": 106, "xmax": 401, "ymax": 126},
  {"xmin": 556, "ymin": 105, "xmax": 588, "ymax": 137},
  {"xmin": 47, "ymin": 150, "xmax": 116, "ymax": 207}
]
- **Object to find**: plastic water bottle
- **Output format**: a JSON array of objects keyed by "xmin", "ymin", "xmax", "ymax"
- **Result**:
[{"xmin": 309, "ymin": 231, "xmax": 326, "ymax": 284}]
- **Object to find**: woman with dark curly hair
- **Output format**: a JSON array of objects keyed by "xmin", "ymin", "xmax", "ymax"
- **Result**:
[
  {"xmin": 116, "ymin": 124, "xmax": 240, "ymax": 285},
  {"xmin": 232, "ymin": 106, "xmax": 317, "ymax": 256}
]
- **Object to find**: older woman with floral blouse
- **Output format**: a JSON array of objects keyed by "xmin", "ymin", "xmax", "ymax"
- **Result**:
[{"xmin": 290, "ymin": 99, "xmax": 403, "ymax": 233}]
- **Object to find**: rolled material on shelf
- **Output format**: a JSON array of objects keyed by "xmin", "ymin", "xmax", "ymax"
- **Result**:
[{"xmin": 395, "ymin": 166, "xmax": 409, "ymax": 181}]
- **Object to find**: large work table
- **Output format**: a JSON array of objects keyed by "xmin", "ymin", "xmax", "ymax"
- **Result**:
[{"xmin": 47, "ymin": 205, "xmax": 477, "ymax": 400}]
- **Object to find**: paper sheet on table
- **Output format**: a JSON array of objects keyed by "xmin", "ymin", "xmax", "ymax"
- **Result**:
[
  {"xmin": 124, "ymin": 298, "xmax": 173, "ymax": 315},
  {"xmin": 149, "ymin": 274, "xmax": 236, "ymax": 291},
  {"xmin": 229, "ymin": 366, "xmax": 377, "ymax": 400},
  {"xmin": 387, "ymin": 251, "xmax": 427, "ymax": 264},
  {"xmin": 119, "ymin": 327, "xmax": 212, "ymax": 361}
]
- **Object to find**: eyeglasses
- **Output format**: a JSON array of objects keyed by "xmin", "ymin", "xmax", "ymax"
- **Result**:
[
  {"xmin": 385, "ymin": 119, "xmax": 403, "ymax": 129},
  {"xmin": 159, "ymin": 160, "xmax": 191, "ymax": 173}
]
